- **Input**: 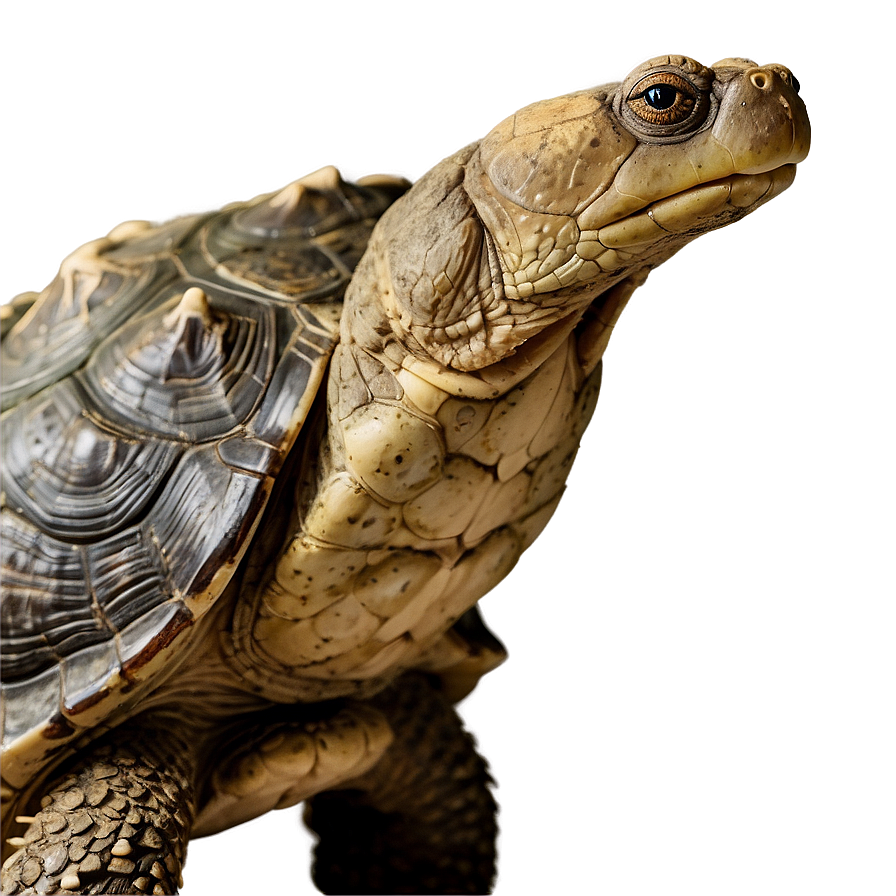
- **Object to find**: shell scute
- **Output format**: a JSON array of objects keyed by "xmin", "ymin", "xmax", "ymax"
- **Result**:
[
  {"xmin": 1, "ymin": 668, "xmax": 61, "ymax": 750},
  {"xmin": 201, "ymin": 171, "xmax": 407, "ymax": 305},
  {"xmin": 58, "ymin": 642, "xmax": 120, "ymax": 715},
  {"xmin": 100, "ymin": 216, "xmax": 204, "ymax": 263},
  {"xmin": 1, "ymin": 515, "xmax": 101, "ymax": 682},
  {"xmin": 117, "ymin": 602, "xmax": 193, "ymax": 674},
  {"xmin": 0, "ymin": 169, "xmax": 408, "ymax": 786},
  {"xmin": 76, "ymin": 286, "xmax": 277, "ymax": 442},
  {"xmin": 3, "ymin": 380, "xmax": 181, "ymax": 541},
  {"xmin": 144, "ymin": 443, "xmax": 270, "ymax": 601},
  {"xmin": 229, "ymin": 167, "xmax": 407, "ymax": 239},
  {"xmin": 85, "ymin": 528, "xmax": 173, "ymax": 632},
  {"xmin": 0, "ymin": 513, "xmax": 178, "ymax": 689},
  {"xmin": 0, "ymin": 215, "xmax": 206, "ymax": 411},
  {"xmin": 247, "ymin": 338, "xmax": 321, "ymax": 451},
  {"xmin": 216, "ymin": 434, "xmax": 280, "ymax": 476},
  {"xmin": 215, "ymin": 236, "xmax": 348, "ymax": 300}
]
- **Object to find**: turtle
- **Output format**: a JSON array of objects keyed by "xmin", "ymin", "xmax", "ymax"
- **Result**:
[{"xmin": 0, "ymin": 55, "xmax": 810, "ymax": 895}]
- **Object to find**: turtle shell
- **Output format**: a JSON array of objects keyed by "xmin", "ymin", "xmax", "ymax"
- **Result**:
[{"xmin": 0, "ymin": 167, "xmax": 408, "ymax": 785}]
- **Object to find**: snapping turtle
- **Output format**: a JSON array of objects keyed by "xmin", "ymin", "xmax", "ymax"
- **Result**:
[{"xmin": 0, "ymin": 55, "xmax": 809, "ymax": 894}]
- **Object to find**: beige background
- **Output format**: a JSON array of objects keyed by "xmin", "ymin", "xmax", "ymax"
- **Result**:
[{"xmin": 3, "ymin": 1, "xmax": 892, "ymax": 893}]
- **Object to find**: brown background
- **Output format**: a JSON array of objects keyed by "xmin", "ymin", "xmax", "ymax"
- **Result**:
[{"xmin": 4, "ymin": 3, "xmax": 891, "ymax": 894}]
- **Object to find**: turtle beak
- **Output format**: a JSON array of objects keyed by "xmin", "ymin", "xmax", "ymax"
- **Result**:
[{"xmin": 709, "ymin": 60, "xmax": 811, "ymax": 173}]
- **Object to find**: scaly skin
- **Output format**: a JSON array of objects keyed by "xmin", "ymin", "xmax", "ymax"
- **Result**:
[
  {"xmin": 1, "ymin": 714, "xmax": 194, "ymax": 895},
  {"xmin": 230, "ymin": 300, "xmax": 606, "ymax": 700},
  {"xmin": 306, "ymin": 674, "xmax": 498, "ymax": 895}
]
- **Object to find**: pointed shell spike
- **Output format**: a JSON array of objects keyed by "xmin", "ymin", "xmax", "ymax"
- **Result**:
[
  {"xmin": 179, "ymin": 286, "xmax": 212, "ymax": 318},
  {"xmin": 163, "ymin": 286, "xmax": 216, "ymax": 328},
  {"xmin": 296, "ymin": 165, "xmax": 343, "ymax": 190},
  {"xmin": 269, "ymin": 181, "xmax": 308, "ymax": 211}
]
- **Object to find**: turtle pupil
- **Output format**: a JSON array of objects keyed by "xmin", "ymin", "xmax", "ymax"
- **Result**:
[{"xmin": 645, "ymin": 85, "xmax": 677, "ymax": 109}]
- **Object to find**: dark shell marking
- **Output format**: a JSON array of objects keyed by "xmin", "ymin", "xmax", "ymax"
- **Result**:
[{"xmin": 0, "ymin": 171, "xmax": 408, "ymax": 757}]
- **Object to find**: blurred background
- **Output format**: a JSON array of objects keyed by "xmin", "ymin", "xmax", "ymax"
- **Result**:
[{"xmin": 3, "ymin": 2, "xmax": 893, "ymax": 893}]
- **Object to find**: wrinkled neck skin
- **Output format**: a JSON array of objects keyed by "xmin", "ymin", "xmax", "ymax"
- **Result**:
[{"xmin": 341, "ymin": 135, "xmax": 664, "ymax": 398}]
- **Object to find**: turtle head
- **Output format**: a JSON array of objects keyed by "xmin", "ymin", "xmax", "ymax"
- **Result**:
[
  {"xmin": 459, "ymin": 54, "xmax": 809, "ymax": 358},
  {"xmin": 360, "ymin": 56, "xmax": 808, "ymax": 380}
]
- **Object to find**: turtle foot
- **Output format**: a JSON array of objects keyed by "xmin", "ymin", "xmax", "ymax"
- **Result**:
[
  {"xmin": 1, "ymin": 718, "xmax": 194, "ymax": 895},
  {"xmin": 305, "ymin": 674, "xmax": 497, "ymax": 895},
  {"xmin": 192, "ymin": 702, "xmax": 393, "ymax": 837}
]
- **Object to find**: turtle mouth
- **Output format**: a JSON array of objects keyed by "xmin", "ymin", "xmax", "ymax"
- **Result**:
[
  {"xmin": 597, "ymin": 164, "xmax": 797, "ymax": 249},
  {"xmin": 660, "ymin": 164, "xmax": 797, "ymax": 223}
]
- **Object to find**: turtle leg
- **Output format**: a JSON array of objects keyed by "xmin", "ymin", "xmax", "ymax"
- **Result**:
[
  {"xmin": 191, "ymin": 702, "xmax": 394, "ymax": 837},
  {"xmin": 304, "ymin": 673, "xmax": 497, "ymax": 895},
  {"xmin": 1, "ymin": 715, "xmax": 195, "ymax": 895}
]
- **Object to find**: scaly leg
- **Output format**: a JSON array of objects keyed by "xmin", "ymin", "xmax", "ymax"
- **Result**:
[
  {"xmin": 1, "ymin": 715, "xmax": 195, "ymax": 895},
  {"xmin": 305, "ymin": 673, "xmax": 497, "ymax": 895}
]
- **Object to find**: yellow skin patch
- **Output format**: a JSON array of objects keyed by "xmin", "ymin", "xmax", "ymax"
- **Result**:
[{"xmin": 251, "ymin": 333, "xmax": 594, "ymax": 686}]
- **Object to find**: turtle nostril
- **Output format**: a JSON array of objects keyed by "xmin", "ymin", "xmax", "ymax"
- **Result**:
[{"xmin": 751, "ymin": 66, "xmax": 800, "ymax": 94}]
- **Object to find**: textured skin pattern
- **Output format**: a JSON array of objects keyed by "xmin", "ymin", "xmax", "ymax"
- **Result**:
[
  {"xmin": 306, "ymin": 674, "xmax": 497, "ymax": 895},
  {"xmin": 0, "ymin": 717, "xmax": 194, "ymax": 895},
  {"xmin": 192, "ymin": 701, "xmax": 394, "ymax": 837},
  {"xmin": 230, "ymin": 331, "xmax": 603, "ymax": 701}
]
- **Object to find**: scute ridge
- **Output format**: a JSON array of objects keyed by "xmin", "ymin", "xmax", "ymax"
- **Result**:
[
  {"xmin": 3, "ymin": 380, "xmax": 181, "ymax": 541},
  {"xmin": 1, "ymin": 172, "xmax": 408, "ymax": 777}
]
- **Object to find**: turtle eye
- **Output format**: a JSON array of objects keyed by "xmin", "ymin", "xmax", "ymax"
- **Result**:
[
  {"xmin": 627, "ymin": 73, "xmax": 698, "ymax": 126},
  {"xmin": 645, "ymin": 85, "xmax": 678, "ymax": 110}
]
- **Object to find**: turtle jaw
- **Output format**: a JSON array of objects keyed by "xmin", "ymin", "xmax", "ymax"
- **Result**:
[
  {"xmin": 532, "ymin": 163, "xmax": 798, "ymax": 321},
  {"xmin": 592, "ymin": 164, "xmax": 797, "ymax": 254},
  {"xmin": 468, "ymin": 163, "xmax": 798, "ymax": 372}
]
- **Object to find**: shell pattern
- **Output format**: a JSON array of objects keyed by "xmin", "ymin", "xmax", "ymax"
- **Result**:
[{"xmin": 0, "ymin": 168, "xmax": 407, "ymax": 777}]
